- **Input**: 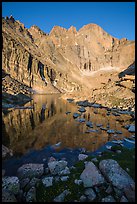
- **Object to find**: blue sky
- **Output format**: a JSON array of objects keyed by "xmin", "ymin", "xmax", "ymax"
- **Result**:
[{"xmin": 2, "ymin": 2, "xmax": 135, "ymax": 40}]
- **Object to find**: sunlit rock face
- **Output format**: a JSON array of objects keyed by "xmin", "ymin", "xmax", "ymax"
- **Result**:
[{"xmin": 2, "ymin": 17, "xmax": 135, "ymax": 95}]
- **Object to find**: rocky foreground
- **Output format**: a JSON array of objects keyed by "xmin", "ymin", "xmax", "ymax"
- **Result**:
[{"xmin": 2, "ymin": 145, "xmax": 135, "ymax": 202}]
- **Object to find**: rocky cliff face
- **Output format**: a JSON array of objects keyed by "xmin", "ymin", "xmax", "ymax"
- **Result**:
[{"xmin": 2, "ymin": 16, "xmax": 135, "ymax": 96}]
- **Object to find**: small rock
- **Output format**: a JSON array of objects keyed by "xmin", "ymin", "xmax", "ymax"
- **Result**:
[
  {"xmin": 2, "ymin": 189, "xmax": 17, "ymax": 202},
  {"xmin": 78, "ymin": 154, "xmax": 88, "ymax": 161},
  {"xmin": 42, "ymin": 176, "xmax": 53, "ymax": 187},
  {"xmin": 79, "ymin": 195, "xmax": 87, "ymax": 202},
  {"xmin": 48, "ymin": 160, "xmax": 68, "ymax": 175},
  {"xmin": 120, "ymin": 195, "xmax": 128, "ymax": 202},
  {"xmin": 124, "ymin": 186, "xmax": 135, "ymax": 202},
  {"xmin": 74, "ymin": 179, "xmax": 83, "ymax": 185},
  {"xmin": 91, "ymin": 158, "xmax": 98, "ymax": 162},
  {"xmin": 48, "ymin": 156, "xmax": 56, "ymax": 162},
  {"xmin": 58, "ymin": 167, "xmax": 70, "ymax": 175},
  {"xmin": 60, "ymin": 176, "xmax": 69, "ymax": 182},
  {"xmin": 128, "ymin": 125, "xmax": 135, "ymax": 133},
  {"xmin": 101, "ymin": 195, "xmax": 116, "ymax": 202},
  {"xmin": 116, "ymin": 150, "xmax": 122, "ymax": 154},
  {"xmin": 107, "ymin": 129, "xmax": 115, "ymax": 134},
  {"xmin": 53, "ymin": 189, "xmax": 70, "ymax": 202},
  {"xmin": 20, "ymin": 178, "xmax": 30, "ymax": 189},
  {"xmin": 73, "ymin": 113, "xmax": 81, "ymax": 118},
  {"xmin": 25, "ymin": 186, "xmax": 36, "ymax": 202},
  {"xmin": 2, "ymin": 176, "xmax": 20, "ymax": 195},
  {"xmin": 115, "ymin": 130, "xmax": 122, "ymax": 134},
  {"xmin": 78, "ymin": 107, "xmax": 86, "ymax": 112},
  {"xmin": 105, "ymin": 185, "xmax": 113, "ymax": 194},
  {"xmin": 84, "ymin": 188, "xmax": 96, "ymax": 201},
  {"xmin": 86, "ymin": 121, "xmax": 93, "ymax": 128}
]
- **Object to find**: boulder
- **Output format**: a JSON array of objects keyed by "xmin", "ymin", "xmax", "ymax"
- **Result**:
[
  {"xmin": 17, "ymin": 163, "xmax": 44, "ymax": 179},
  {"xmin": 74, "ymin": 179, "xmax": 83, "ymax": 185},
  {"xmin": 60, "ymin": 176, "xmax": 69, "ymax": 182},
  {"xmin": 58, "ymin": 166, "xmax": 70, "ymax": 175},
  {"xmin": 25, "ymin": 186, "xmax": 36, "ymax": 202},
  {"xmin": 78, "ymin": 154, "xmax": 88, "ymax": 161},
  {"xmin": 2, "ymin": 176, "xmax": 20, "ymax": 195},
  {"xmin": 42, "ymin": 176, "xmax": 53, "ymax": 187},
  {"xmin": 80, "ymin": 162, "xmax": 105, "ymax": 187},
  {"xmin": 84, "ymin": 188, "xmax": 96, "ymax": 201},
  {"xmin": 99, "ymin": 159, "xmax": 135, "ymax": 191},
  {"xmin": 128, "ymin": 125, "xmax": 135, "ymax": 133},
  {"xmin": 2, "ymin": 189, "xmax": 17, "ymax": 202},
  {"xmin": 48, "ymin": 160, "xmax": 68, "ymax": 175},
  {"xmin": 53, "ymin": 189, "xmax": 70, "ymax": 202}
]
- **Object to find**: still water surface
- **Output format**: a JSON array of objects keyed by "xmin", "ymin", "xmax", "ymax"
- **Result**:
[{"xmin": 2, "ymin": 94, "xmax": 134, "ymax": 175}]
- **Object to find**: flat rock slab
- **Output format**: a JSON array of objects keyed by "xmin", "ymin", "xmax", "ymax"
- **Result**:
[
  {"xmin": 17, "ymin": 163, "xmax": 44, "ymax": 179},
  {"xmin": 2, "ymin": 176, "xmax": 20, "ymax": 195},
  {"xmin": 99, "ymin": 159, "xmax": 135, "ymax": 191},
  {"xmin": 80, "ymin": 161, "xmax": 105, "ymax": 187}
]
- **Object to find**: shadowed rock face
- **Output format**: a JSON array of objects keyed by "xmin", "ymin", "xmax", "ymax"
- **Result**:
[{"xmin": 2, "ymin": 17, "xmax": 135, "ymax": 95}]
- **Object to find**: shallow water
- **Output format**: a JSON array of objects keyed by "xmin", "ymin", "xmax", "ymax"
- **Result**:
[{"xmin": 2, "ymin": 94, "xmax": 134, "ymax": 176}]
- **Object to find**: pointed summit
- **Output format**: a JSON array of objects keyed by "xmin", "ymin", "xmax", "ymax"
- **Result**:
[{"xmin": 68, "ymin": 26, "xmax": 77, "ymax": 34}]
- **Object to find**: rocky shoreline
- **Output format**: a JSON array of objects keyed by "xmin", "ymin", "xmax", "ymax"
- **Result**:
[{"xmin": 2, "ymin": 145, "xmax": 135, "ymax": 202}]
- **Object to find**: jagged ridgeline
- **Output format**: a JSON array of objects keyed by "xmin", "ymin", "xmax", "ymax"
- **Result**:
[{"xmin": 2, "ymin": 15, "xmax": 135, "ymax": 94}]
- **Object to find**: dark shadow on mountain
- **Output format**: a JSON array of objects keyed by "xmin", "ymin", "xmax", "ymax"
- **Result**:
[{"xmin": 118, "ymin": 62, "xmax": 135, "ymax": 78}]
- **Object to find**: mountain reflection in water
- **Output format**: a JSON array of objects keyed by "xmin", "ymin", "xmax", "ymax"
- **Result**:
[{"xmin": 2, "ymin": 94, "xmax": 132, "ymax": 156}]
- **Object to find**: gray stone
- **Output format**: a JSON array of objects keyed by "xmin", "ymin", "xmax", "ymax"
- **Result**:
[
  {"xmin": 76, "ymin": 118, "xmax": 86, "ymax": 123},
  {"xmin": 25, "ymin": 186, "xmax": 36, "ymax": 202},
  {"xmin": 128, "ymin": 125, "xmax": 135, "ymax": 133},
  {"xmin": 2, "ymin": 189, "xmax": 17, "ymax": 202},
  {"xmin": 20, "ymin": 178, "xmax": 30, "ymax": 189},
  {"xmin": 2, "ymin": 176, "xmax": 20, "ymax": 195},
  {"xmin": 86, "ymin": 121, "xmax": 93, "ymax": 128},
  {"xmin": 107, "ymin": 129, "xmax": 115, "ymax": 134},
  {"xmin": 79, "ymin": 195, "xmax": 87, "ymax": 202},
  {"xmin": 91, "ymin": 158, "xmax": 98, "ymax": 163},
  {"xmin": 58, "ymin": 166, "xmax": 70, "ymax": 175},
  {"xmin": 17, "ymin": 163, "xmax": 44, "ymax": 179},
  {"xmin": 124, "ymin": 186, "xmax": 135, "ymax": 202},
  {"xmin": 27, "ymin": 177, "xmax": 40, "ymax": 188},
  {"xmin": 120, "ymin": 195, "xmax": 128, "ymax": 202},
  {"xmin": 42, "ymin": 176, "xmax": 53, "ymax": 187},
  {"xmin": 60, "ymin": 176, "xmax": 69, "ymax": 181},
  {"xmin": 101, "ymin": 195, "xmax": 116, "ymax": 202},
  {"xmin": 78, "ymin": 107, "xmax": 86, "ymax": 112},
  {"xmin": 99, "ymin": 159, "xmax": 135, "ymax": 191},
  {"xmin": 78, "ymin": 154, "xmax": 88, "ymax": 161},
  {"xmin": 84, "ymin": 188, "xmax": 96, "ymax": 201},
  {"xmin": 2, "ymin": 145, "xmax": 13, "ymax": 159},
  {"xmin": 105, "ymin": 185, "xmax": 113, "ymax": 194},
  {"xmin": 80, "ymin": 161, "xmax": 105, "ymax": 187},
  {"xmin": 73, "ymin": 113, "xmax": 81, "ymax": 118},
  {"xmin": 53, "ymin": 189, "xmax": 70, "ymax": 202},
  {"xmin": 74, "ymin": 179, "xmax": 83, "ymax": 185},
  {"xmin": 48, "ymin": 160, "xmax": 68, "ymax": 175}
]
